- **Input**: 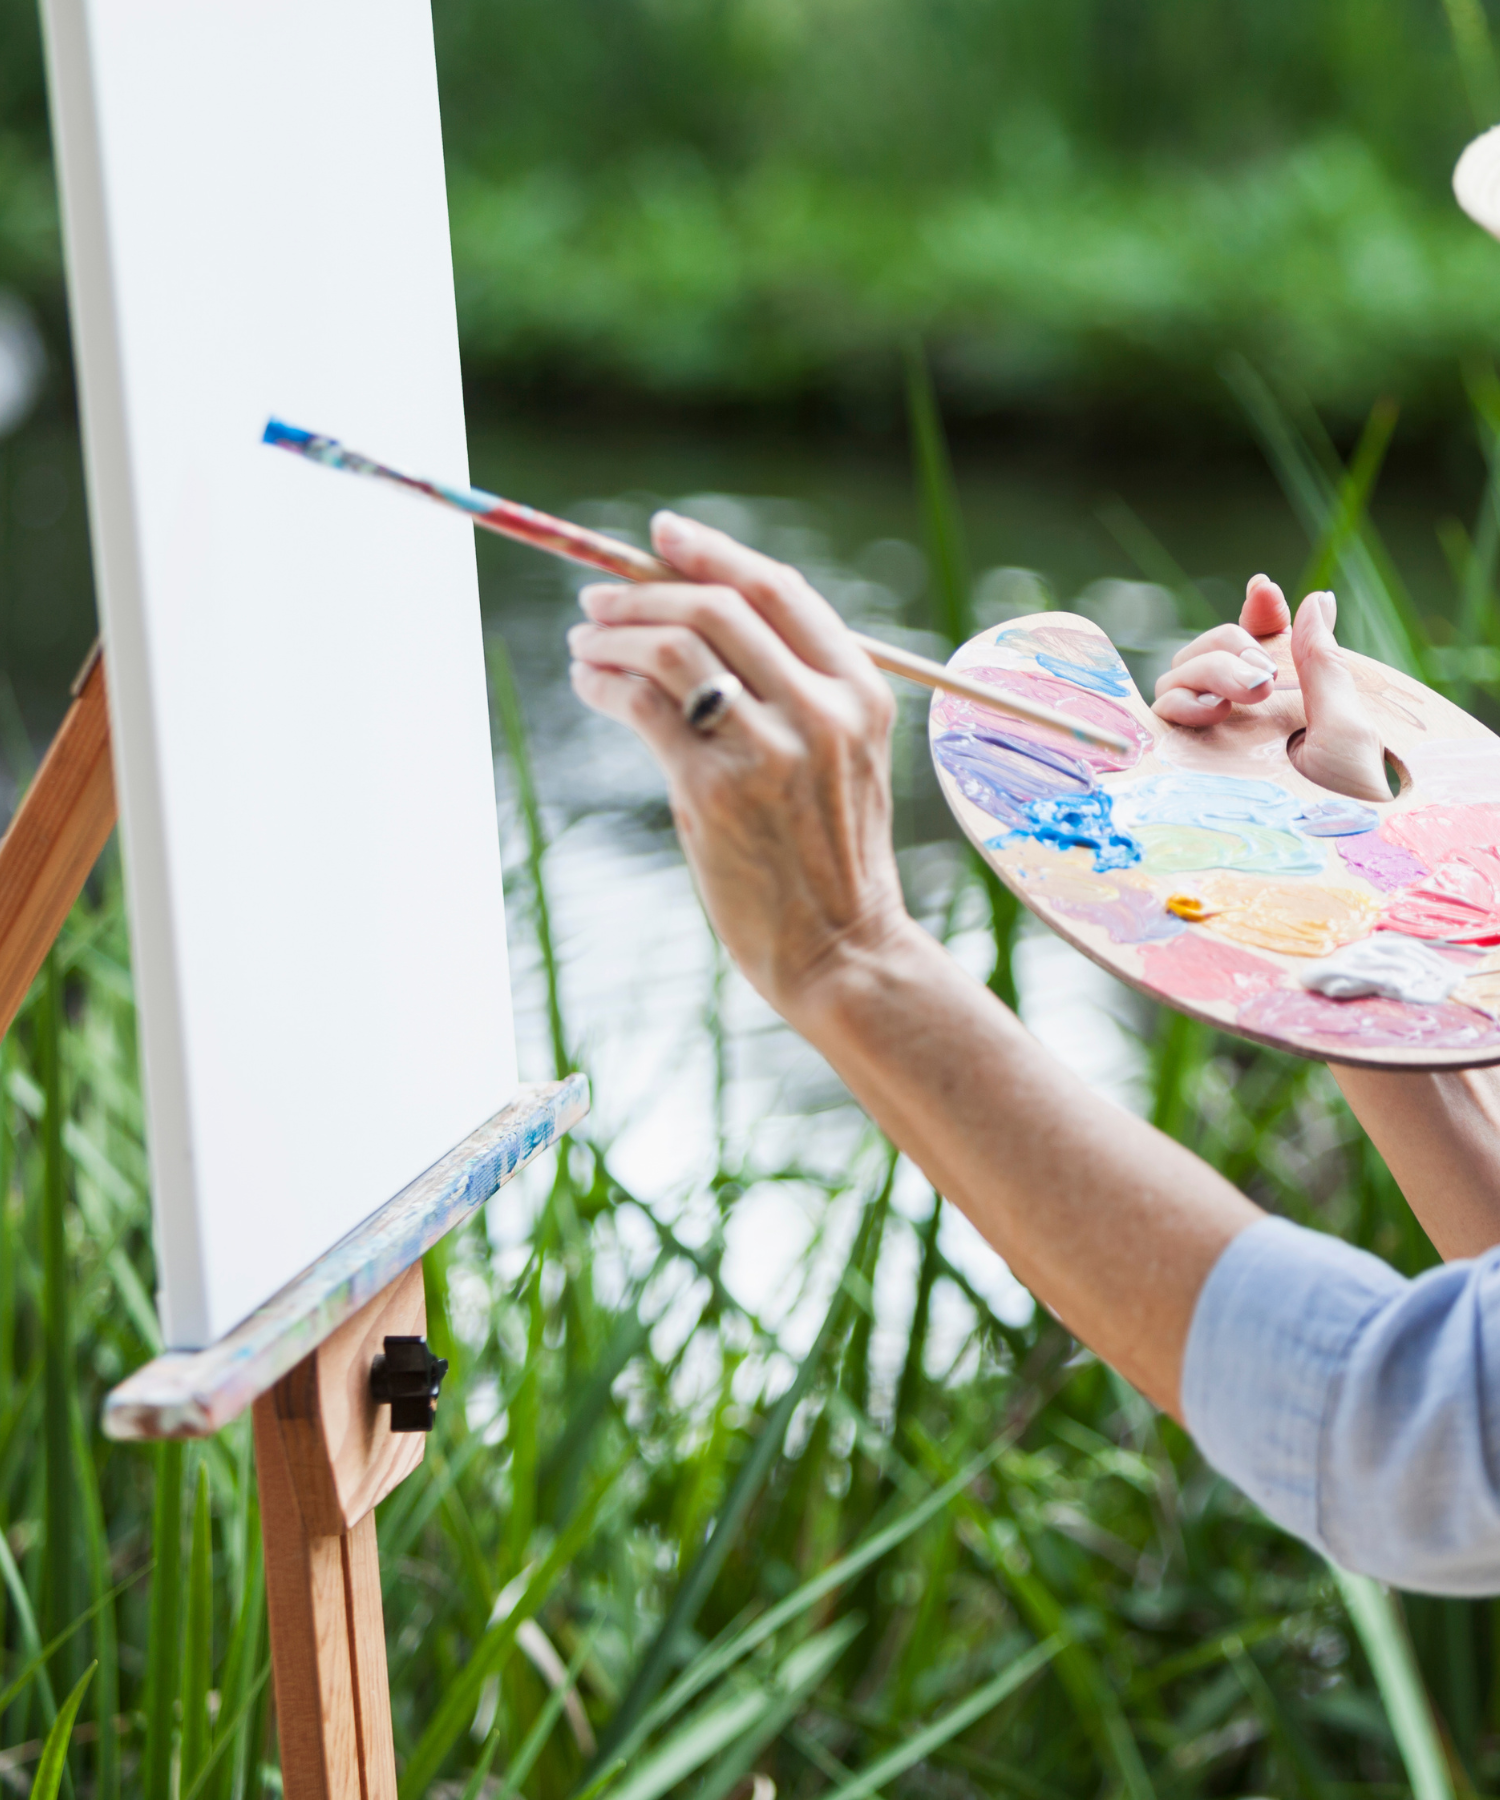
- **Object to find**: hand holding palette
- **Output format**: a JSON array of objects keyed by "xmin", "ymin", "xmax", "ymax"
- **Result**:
[{"xmin": 931, "ymin": 613, "xmax": 1500, "ymax": 1068}]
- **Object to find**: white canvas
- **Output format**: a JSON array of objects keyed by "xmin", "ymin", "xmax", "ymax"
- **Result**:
[{"xmin": 42, "ymin": 0, "xmax": 518, "ymax": 1346}]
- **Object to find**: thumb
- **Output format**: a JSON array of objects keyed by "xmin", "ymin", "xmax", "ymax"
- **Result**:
[
  {"xmin": 1289, "ymin": 590, "xmax": 1390, "ymax": 803},
  {"xmin": 1291, "ymin": 590, "xmax": 1358, "ymax": 713}
]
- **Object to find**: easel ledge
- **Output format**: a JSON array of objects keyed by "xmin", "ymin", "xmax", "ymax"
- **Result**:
[{"xmin": 103, "ymin": 1072, "xmax": 588, "ymax": 1439}]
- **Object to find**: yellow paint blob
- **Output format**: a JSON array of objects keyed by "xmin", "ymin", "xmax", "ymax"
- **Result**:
[
  {"xmin": 1182, "ymin": 873, "xmax": 1379, "ymax": 957},
  {"xmin": 1166, "ymin": 892, "xmax": 1213, "ymax": 922}
]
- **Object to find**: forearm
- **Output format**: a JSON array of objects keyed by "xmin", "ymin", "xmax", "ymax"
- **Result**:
[
  {"xmin": 791, "ymin": 920, "xmax": 1263, "ymax": 1415},
  {"xmin": 1333, "ymin": 1065, "xmax": 1500, "ymax": 1259}
]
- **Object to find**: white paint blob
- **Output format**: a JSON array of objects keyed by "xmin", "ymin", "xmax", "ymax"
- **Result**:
[{"xmin": 1302, "ymin": 934, "xmax": 1473, "ymax": 1005}]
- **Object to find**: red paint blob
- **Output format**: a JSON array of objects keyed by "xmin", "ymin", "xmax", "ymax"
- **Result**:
[
  {"xmin": 1138, "ymin": 933, "xmax": 1285, "ymax": 1004},
  {"xmin": 1237, "ymin": 988, "xmax": 1500, "ymax": 1052},
  {"xmin": 932, "ymin": 667, "xmax": 1148, "ymax": 773}
]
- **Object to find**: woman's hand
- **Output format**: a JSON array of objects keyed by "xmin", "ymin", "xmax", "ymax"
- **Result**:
[
  {"xmin": 567, "ymin": 511, "xmax": 913, "ymax": 1022},
  {"xmin": 1153, "ymin": 574, "xmax": 1390, "ymax": 802}
]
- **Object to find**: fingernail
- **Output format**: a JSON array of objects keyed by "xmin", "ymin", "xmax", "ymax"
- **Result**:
[
  {"xmin": 1195, "ymin": 691, "xmax": 1220, "ymax": 706},
  {"xmin": 1320, "ymin": 592, "xmax": 1336, "ymax": 626},
  {"xmin": 653, "ymin": 509, "xmax": 690, "ymax": 547},
  {"xmin": 578, "ymin": 584, "xmax": 624, "ymax": 615},
  {"xmin": 1239, "ymin": 648, "xmax": 1275, "ymax": 672}
]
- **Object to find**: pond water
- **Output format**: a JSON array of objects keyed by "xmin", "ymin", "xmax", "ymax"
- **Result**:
[{"xmin": 0, "ymin": 403, "xmax": 1478, "ymax": 1392}]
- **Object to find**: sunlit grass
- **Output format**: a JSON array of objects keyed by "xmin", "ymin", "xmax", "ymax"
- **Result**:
[{"xmin": 4, "ymin": 367, "xmax": 1500, "ymax": 1796}]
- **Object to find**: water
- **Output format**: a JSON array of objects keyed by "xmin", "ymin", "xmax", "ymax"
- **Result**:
[{"xmin": 0, "ymin": 402, "xmax": 1476, "ymax": 1389}]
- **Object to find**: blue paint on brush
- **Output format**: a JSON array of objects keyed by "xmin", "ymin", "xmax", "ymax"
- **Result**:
[{"xmin": 263, "ymin": 417, "xmax": 314, "ymax": 448}]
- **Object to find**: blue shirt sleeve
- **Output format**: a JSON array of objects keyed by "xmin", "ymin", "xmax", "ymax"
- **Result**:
[{"xmin": 1182, "ymin": 1215, "xmax": 1500, "ymax": 1595}]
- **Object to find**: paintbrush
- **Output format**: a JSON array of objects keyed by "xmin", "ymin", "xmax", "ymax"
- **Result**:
[{"xmin": 262, "ymin": 419, "xmax": 1133, "ymax": 755}]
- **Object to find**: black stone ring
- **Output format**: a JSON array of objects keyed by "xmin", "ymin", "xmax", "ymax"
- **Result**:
[{"xmin": 682, "ymin": 672, "xmax": 745, "ymax": 734}]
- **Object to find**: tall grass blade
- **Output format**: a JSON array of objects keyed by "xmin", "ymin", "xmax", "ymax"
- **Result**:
[
  {"xmin": 1297, "ymin": 396, "xmax": 1399, "ymax": 599},
  {"xmin": 1224, "ymin": 357, "xmax": 1425, "ymax": 675},
  {"xmin": 820, "ymin": 1637, "xmax": 1059, "ymax": 1800},
  {"xmin": 905, "ymin": 338, "xmax": 971, "ymax": 647},
  {"xmin": 70, "ymin": 1391, "xmax": 119, "ymax": 1800},
  {"xmin": 0, "ymin": 1566, "xmax": 146, "ymax": 1717},
  {"xmin": 181, "ymin": 1664, "xmax": 271, "ymax": 1800},
  {"xmin": 487, "ymin": 1625, "xmax": 599, "ymax": 1800},
  {"xmin": 31, "ymin": 1663, "xmax": 96, "ymax": 1800},
  {"xmin": 1333, "ymin": 1565, "xmax": 1457, "ymax": 1800},
  {"xmin": 606, "ymin": 1620, "xmax": 860, "ymax": 1800},
  {"xmin": 182, "ymin": 1462, "xmax": 214, "ymax": 1793},
  {"xmin": 630, "ymin": 1439, "xmax": 1011, "ymax": 1752},
  {"xmin": 0, "ymin": 1449, "xmax": 59, "ymax": 1727},
  {"xmin": 145, "ymin": 1441, "xmax": 185, "ymax": 1800},
  {"xmin": 689, "ymin": 1618, "xmax": 868, "ymax": 1800},
  {"xmin": 398, "ymin": 1461, "xmax": 624, "ymax": 1799},
  {"xmin": 1442, "ymin": 0, "xmax": 1500, "ymax": 127},
  {"xmin": 490, "ymin": 635, "xmax": 571, "ymax": 1079},
  {"xmin": 597, "ymin": 1216, "xmax": 876, "ymax": 1762},
  {"xmin": 41, "ymin": 951, "xmax": 74, "ymax": 1691}
]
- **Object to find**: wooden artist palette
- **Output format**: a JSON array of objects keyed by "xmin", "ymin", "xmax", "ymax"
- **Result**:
[{"xmin": 930, "ymin": 612, "xmax": 1500, "ymax": 1069}]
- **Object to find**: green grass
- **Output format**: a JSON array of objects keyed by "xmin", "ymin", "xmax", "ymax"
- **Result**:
[{"xmin": 6, "ymin": 363, "xmax": 1500, "ymax": 1799}]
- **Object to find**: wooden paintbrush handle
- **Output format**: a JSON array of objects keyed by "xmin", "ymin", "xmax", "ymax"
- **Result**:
[{"xmin": 849, "ymin": 632, "xmax": 1132, "ymax": 754}]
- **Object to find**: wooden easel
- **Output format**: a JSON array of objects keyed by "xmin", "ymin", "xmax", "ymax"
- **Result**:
[{"xmin": 0, "ymin": 647, "xmax": 588, "ymax": 1798}]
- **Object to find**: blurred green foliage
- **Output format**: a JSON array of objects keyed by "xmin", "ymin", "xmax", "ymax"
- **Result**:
[{"xmin": 8, "ymin": 0, "xmax": 1500, "ymax": 428}]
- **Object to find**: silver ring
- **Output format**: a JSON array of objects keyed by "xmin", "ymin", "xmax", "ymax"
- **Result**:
[{"xmin": 682, "ymin": 672, "xmax": 744, "ymax": 735}]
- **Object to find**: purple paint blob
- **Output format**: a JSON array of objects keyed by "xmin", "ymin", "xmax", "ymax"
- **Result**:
[
  {"xmin": 931, "ymin": 667, "xmax": 1148, "ymax": 774},
  {"xmin": 1237, "ymin": 988, "xmax": 1500, "ymax": 1052},
  {"xmin": 1338, "ymin": 831, "xmax": 1428, "ymax": 891},
  {"xmin": 934, "ymin": 727, "xmax": 1092, "ymax": 832},
  {"xmin": 1299, "ymin": 799, "xmax": 1381, "ymax": 838},
  {"xmin": 1049, "ymin": 883, "xmax": 1185, "ymax": 944}
]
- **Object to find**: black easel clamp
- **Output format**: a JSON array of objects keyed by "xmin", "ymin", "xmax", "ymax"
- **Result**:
[{"xmin": 370, "ymin": 1335, "xmax": 449, "ymax": 1432}]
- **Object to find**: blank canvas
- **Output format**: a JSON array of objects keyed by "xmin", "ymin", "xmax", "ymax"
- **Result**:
[{"xmin": 43, "ymin": 0, "xmax": 518, "ymax": 1346}]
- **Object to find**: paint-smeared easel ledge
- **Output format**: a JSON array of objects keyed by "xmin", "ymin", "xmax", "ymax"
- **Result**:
[
  {"xmin": 103, "ymin": 1076, "xmax": 588, "ymax": 1439},
  {"xmin": 931, "ymin": 614, "xmax": 1500, "ymax": 1070}
]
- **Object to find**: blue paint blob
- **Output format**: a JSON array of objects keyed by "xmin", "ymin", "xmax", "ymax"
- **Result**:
[
  {"xmin": 1115, "ymin": 772, "xmax": 1324, "ymax": 875},
  {"xmin": 1297, "ymin": 798, "xmax": 1382, "ymax": 837},
  {"xmin": 1033, "ymin": 652, "xmax": 1132, "ymax": 696},
  {"xmin": 1006, "ymin": 792, "xmax": 1141, "ymax": 871},
  {"xmin": 1119, "ymin": 772, "xmax": 1306, "ymax": 836},
  {"xmin": 937, "ymin": 727, "xmax": 1142, "ymax": 871}
]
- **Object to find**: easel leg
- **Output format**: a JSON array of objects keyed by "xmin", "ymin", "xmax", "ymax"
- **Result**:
[{"xmin": 254, "ymin": 1392, "xmax": 398, "ymax": 1800}]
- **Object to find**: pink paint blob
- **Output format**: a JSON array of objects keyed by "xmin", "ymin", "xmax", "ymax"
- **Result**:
[
  {"xmin": 1337, "ymin": 831, "xmax": 1427, "ymax": 892},
  {"xmin": 1367, "ymin": 808, "xmax": 1500, "ymax": 943},
  {"xmin": 1237, "ymin": 988, "xmax": 1500, "ymax": 1053},
  {"xmin": 1378, "ymin": 851, "xmax": 1500, "ymax": 944},
  {"xmin": 933, "ymin": 667, "xmax": 1148, "ymax": 773},
  {"xmin": 1383, "ymin": 803, "xmax": 1500, "ymax": 864},
  {"xmin": 1137, "ymin": 933, "xmax": 1285, "ymax": 1004}
]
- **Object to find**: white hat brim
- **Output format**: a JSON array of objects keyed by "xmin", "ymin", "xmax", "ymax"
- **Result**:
[{"xmin": 1455, "ymin": 124, "xmax": 1500, "ymax": 240}]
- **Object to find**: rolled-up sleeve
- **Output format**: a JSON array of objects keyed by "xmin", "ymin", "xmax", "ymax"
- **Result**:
[{"xmin": 1182, "ymin": 1216, "xmax": 1500, "ymax": 1594}]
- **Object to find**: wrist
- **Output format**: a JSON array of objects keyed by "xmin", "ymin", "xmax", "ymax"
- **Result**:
[{"xmin": 780, "ymin": 911, "xmax": 955, "ymax": 1047}]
